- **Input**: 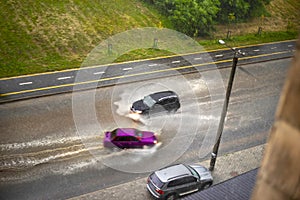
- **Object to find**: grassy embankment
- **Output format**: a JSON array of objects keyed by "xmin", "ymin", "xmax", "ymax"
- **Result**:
[
  {"xmin": 0, "ymin": 0, "xmax": 299, "ymax": 78},
  {"xmin": 0, "ymin": 0, "xmax": 168, "ymax": 78}
]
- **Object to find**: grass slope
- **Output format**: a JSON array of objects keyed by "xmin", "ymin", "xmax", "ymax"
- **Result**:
[
  {"xmin": 0, "ymin": 0, "xmax": 166, "ymax": 78},
  {"xmin": 0, "ymin": 0, "xmax": 299, "ymax": 78}
]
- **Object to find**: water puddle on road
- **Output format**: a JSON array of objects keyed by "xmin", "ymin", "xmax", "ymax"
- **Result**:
[
  {"xmin": 0, "ymin": 135, "xmax": 107, "ymax": 183},
  {"xmin": 104, "ymin": 76, "xmax": 223, "ymax": 173},
  {"xmin": 0, "ymin": 133, "xmax": 162, "ymax": 184},
  {"xmin": 0, "ymin": 75, "xmax": 223, "ymax": 182}
]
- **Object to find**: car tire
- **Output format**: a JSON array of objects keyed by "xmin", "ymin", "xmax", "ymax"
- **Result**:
[
  {"xmin": 168, "ymin": 108, "xmax": 177, "ymax": 114},
  {"xmin": 202, "ymin": 181, "xmax": 213, "ymax": 189},
  {"xmin": 166, "ymin": 194, "xmax": 177, "ymax": 200},
  {"xmin": 112, "ymin": 147, "xmax": 119, "ymax": 152}
]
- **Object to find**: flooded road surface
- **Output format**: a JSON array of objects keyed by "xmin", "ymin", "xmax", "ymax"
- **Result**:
[{"xmin": 0, "ymin": 59, "xmax": 290, "ymax": 199}]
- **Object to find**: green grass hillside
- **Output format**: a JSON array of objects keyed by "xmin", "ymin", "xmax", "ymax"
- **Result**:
[
  {"xmin": 0, "ymin": 0, "xmax": 299, "ymax": 78},
  {"xmin": 0, "ymin": 0, "xmax": 168, "ymax": 78}
]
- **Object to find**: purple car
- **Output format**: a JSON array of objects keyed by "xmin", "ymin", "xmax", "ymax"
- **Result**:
[{"xmin": 103, "ymin": 128, "xmax": 158, "ymax": 149}]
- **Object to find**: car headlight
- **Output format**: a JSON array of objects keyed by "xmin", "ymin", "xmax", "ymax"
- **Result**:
[
  {"xmin": 131, "ymin": 108, "xmax": 142, "ymax": 114},
  {"xmin": 135, "ymin": 110, "xmax": 142, "ymax": 114},
  {"xmin": 130, "ymin": 107, "xmax": 142, "ymax": 114}
]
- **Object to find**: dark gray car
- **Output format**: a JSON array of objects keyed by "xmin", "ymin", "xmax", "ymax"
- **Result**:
[
  {"xmin": 147, "ymin": 164, "xmax": 213, "ymax": 200},
  {"xmin": 130, "ymin": 91, "xmax": 180, "ymax": 115}
]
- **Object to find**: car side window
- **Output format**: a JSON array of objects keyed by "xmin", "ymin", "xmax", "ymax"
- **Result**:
[
  {"xmin": 168, "ymin": 97, "xmax": 176, "ymax": 104},
  {"xmin": 113, "ymin": 136, "xmax": 128, "ymax": 142},
  {"xmin": 158, "ymin": 98, "xmax": 169, "ymax": 105},
  {"xmin": 167, "ymin": 179, "xmax": 183, "ymax": 187},
  {"xmin": 152, "ymin": 103, "xmax": 164, "ymax": 109},
  {"xmin": 128, "ymin": 136, "xmax": 139, "ymax": 142},
  {"xmin": 113, "ymin": 136, "xmax": 121, "ymax": 141},
  {"xmin": 181, "ymin": 176, "xmax": 197, "ymax": 184},
  {"xmin": 162, "ymin": 97, "xmax": 177, "ymax": 106}
]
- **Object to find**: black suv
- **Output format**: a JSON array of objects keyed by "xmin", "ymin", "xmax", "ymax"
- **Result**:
[
  {"xmin": 130, "ymin": 91, "xmax": 180, "ymax": 115},
  {"xmin": 147, "ymin": 164, "xmax": 213, "ymax": 200}
]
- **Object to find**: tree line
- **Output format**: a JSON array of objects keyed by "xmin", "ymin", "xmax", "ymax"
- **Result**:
[{"xmin": 143, "ymin": 0, "xmax": 271, "ymax": 36}]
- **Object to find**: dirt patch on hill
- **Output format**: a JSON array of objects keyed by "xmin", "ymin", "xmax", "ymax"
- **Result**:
[{"xmin": 213, "ymin": 0, "xmax": 300, "ymax": 38}]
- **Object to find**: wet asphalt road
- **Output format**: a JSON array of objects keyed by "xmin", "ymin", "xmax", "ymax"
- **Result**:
[{"xmin": 0, "ymin": 57, "xmax": 291, "ymax": 200}]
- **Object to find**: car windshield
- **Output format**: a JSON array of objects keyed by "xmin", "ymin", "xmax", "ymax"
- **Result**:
[
  {"xmin": 110, "ymin": 129, "xmax": 118, "ymax": 139},
  {"xmin": 186, "ymin": 165, "xmax": 200, "ymax": 179},
  {"xmin": 134, "ymin": 130, "xmax": 143, "ymax": 138},
  {"xmin": 143, "ymin": 95, "xmax": 156, "ymax": 107}
]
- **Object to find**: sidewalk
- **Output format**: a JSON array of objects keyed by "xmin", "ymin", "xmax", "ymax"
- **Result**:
[{"xmin": 69, "ymin": 144, "xmax": 265, "ymax": 200}]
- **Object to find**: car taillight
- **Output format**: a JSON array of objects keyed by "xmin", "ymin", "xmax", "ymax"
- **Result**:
[
  {"xmin": 155, "ymin": 188, "xmax": 164, "ymax": 195},
  {"xmin": 147, "ymin": 177, "xmax": 150, "ymax": 183}
]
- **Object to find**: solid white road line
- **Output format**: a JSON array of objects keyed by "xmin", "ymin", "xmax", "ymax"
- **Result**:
[
  {"xmin": 57, "ymin": 76, "xmax": 72, "ymax": 80},
  {"xmin": 19, "ymin": 82, "xmax": 33, "ymax": 86}
]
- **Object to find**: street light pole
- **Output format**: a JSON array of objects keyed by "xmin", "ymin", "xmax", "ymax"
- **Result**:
[{"xmin": 209, "ymin": 40, "xmax": 244, "ymax": 171}]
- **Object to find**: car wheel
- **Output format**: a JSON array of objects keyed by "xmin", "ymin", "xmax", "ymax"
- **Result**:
[
  {"xmin": 166, "ymin": 194, "xmax": 177, "ymax": 200},
  {"xmin": 202, "ymin": 182, "xmax": 212, "ymax": 189},
  {"xmin": 112, "ymin": 147, "xmax": 119, "ymax": 152},
  {"xmin": 168, "ymin": 109, "xmax": 177, "ymax": 114}
]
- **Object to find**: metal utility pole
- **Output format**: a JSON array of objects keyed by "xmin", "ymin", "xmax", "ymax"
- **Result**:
[{"xmin": 209, "ymin": 40, "xmax": 245, "ymax": 171}]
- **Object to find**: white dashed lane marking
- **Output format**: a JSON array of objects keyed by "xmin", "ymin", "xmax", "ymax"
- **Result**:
[
  {"xmin": 253, "ymin": 49, "xmax": 260, "ymax": 52},
  {"xmin": 122, "ymin": 67, "xmax": 132, "ymax": 71},
  {"xmin": 194, "ymin": 57, "xmax": 202, "ymax": 60},
  {"xmin": 215, "ymin": 54, "xmax": 223, "ymax": 58},
  {"xmin": 19, "ymin": 82, "xmax": 33, "ymax": 86},
  {"xmin": 148, "ymin": 64, "xmax": 158, "ymax": 67},
  {"xmin": 57, "ymin": 76, "xmax": 72, "ymax": 80},
  {"xmin": 171, "ymin": 60, "xmax": 180, "ymax": 64},
  {"xmin": 93, "ymin": 71, "xmax": 105, "ymax": 75}
]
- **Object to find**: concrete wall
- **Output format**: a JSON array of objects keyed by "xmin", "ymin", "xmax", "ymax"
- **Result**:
[{"xmin": 251, "ymin": 36, "xmax": 300, "ymax": 199}]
